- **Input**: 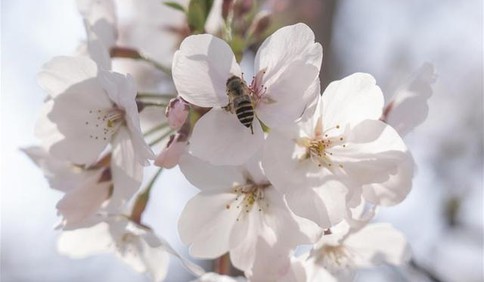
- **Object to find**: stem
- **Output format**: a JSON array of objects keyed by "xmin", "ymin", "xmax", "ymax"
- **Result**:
[
  {"xmin": 214, "ymin": 254, "xmax": 231, "ymax": 275},
  {"xmin": 149, "ymin": 130, "xmax": 174, "ymax": 147},
  {"xmin": 130, "ymin": 168, "xmax": 163, "ymax": 225},
  {"xmin": 143, "ymin": 123, "xmax": 169, "ymax": 137},
  {"xmin": 139, "ymin": 56, "xmax": 172, "ymax": 76}
]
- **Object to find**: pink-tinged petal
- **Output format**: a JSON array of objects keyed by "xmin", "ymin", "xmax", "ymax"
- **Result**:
[
  {"xmin": 362, "ymin": 152, "xmax": 414, "ymax": 206},
  {"xmin": 178, "ymin": 153, "xmax": 244, "ymax": 192},
  {"xmin": 255, "ymin": 23, "xmax": 322, "ymax": 77},
  {"xmin": 331, "ymin": 120, "xmax": 409, "ymax": 185},
  {"xmin": 42, "ymin": 79, "xmax": 113, "ymax": 165},
  {"xmin": 154, "ymin": 136, "xmax": 187, "ymax": 169},
  {"xmin": 384, "ymin": 63, "xmax": 435, "ymax": 136},
  {"xmin": 56, "ymin": 170, "xmax": 110, "ymax": 230},
  {"xmin": 256, "ymin": 60, "xmax": 320, "ymax": 128},
  {"xmin": 344, "ymin": 223, "xmax": 411, "ymax": 268},
  {"xmin": 57, "ymin": 222, "xmax": 113, "ymax": 258},
  {"xmin": 178, "ymin": 191, "xmax": 240, "ymax": 258},
  {"xmin": 284, "ymin": 180, "xmax": 348, "ymax": 229},
  {"xmin": 189, "ymin": 108, "xmax": 264, "ymax": 165},
  {"xmin": 109, "ymin": 127, "xmax": 144, "ymax": 211},
  {"xmin": 38, "ymin": 56, "xmax": 98, "ymax": 98},
  {"xmin": 321, "ymin": 73, "xmax": 384, "ymax": 128},
  {"xmin": 173, "ymin": 34, "xmax": 241, "ymax": 107}
]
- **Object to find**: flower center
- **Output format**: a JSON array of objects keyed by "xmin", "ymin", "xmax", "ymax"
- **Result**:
[
  {"xmin": 225, "ymin": 181, "xmax": 271, "ymax": 222},
  {"xmin": 297, "ymin": 122, "xmax": 347, "ymax": 169},
  {"xmin": 85, "ymin": 108, "xmax": 125, "ymax": 142},
  {"xmin": 317, "ymin": 245, "xmax": 353, "ymax": 271}
]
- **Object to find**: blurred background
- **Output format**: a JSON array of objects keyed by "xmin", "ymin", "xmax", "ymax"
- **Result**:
[{"xmin": 1, "ymin": 0, "xmax": 482, "ymax": 281}]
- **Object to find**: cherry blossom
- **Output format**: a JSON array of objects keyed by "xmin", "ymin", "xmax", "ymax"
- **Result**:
[
  {"xmin": 58, "ymin": 216, "xmax": 204, "ymax": 281},
  {"xmin": 301, "ymin": 220, "xmax": 410, "ymax": 281},
  {"xmin": 172, "ymin": 23, "xmax": 322, "ymax": 165},
  {"xmin": 36, "ymin": 56, "xmax": 154, "ymax": 167},
  {"xmin": 263, "ymin": 73, "xmax": 412, "ymax": 226},
  {"xmin": 177, "ymin": 152, "xmax": 320, "ymax": 273},
  {"xmin": 22, "ymin": 146, "xmax": 142, "ymax": 230}
]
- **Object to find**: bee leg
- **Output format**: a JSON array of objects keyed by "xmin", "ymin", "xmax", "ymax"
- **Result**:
[
  {"xmin": 222, "ymin": 103, "xmax": 233, "ymax": 113},
  {"xmin": 250, "ymin": 124, "xmax": 254, "ymax": 135}
]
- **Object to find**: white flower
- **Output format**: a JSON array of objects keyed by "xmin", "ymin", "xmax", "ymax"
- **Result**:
[
  {"xmin": 177, "ymin": 152, "xmax": 320, "ymax": 273},
  {"xmin": 263, "ymin": 73, "xmax": 412, "ymax": 227},
  {"xmin": 22, "ymin": 146, "xmax": 142, "ymax": 230},
  {"xmin": 172, "ymin": 23, "xmax": 322, "ymax": 165},
  {"xmin": 58, "ymin": 216, "xmax": 204, "ymax": 282},
  {"xmin": 36, "ymin": 56, "xmax": 154, "ymax": 167},
  {"xmin": 302, "ymin": 220, "xmax": 410, "ymax": 281},
  {"xmin": 382, "ymin": 63, "xmax": 436, "ymax": 137}
]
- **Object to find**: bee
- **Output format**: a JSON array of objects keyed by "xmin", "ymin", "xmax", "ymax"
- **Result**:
[{"xmin": 225, "ymin": 75, "xmax": 254, "ymax": 134}]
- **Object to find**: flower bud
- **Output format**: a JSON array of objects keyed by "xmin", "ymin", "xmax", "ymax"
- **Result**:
[
  {"xmin": 248, "ymin": 11, "xmax": 271, "ymax": 40},
  {"xmin": 165, "ymin": 97, "xmax": 190, "ymax": 130}
]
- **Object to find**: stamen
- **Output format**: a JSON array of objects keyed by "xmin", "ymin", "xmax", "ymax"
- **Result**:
[{"xmin": 86, "ymin": 107, "xmax": 125, "ymax": 142}]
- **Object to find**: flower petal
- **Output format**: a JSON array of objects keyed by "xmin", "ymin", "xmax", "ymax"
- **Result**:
[
  {"xmin": 109, "ymin": 127, "xmax": 144, "ymax": 212},
  {"xmin": 284, "ymin": 180, "xmax": 348, "ymax": 229},
  {"xmin": 263, "ymin": 129, "xmax": 329, "ymax": 193},
  {"xmin": 173, "ymin": 34, "xmax": 241, "ymax": 107},
  {"xmin": 43, "ymin": 79, "xmax": 113, "ymax": 165},
  {"xmin": 254, "ymin": 23, "xmax": 322, "ymax": 78},
  {"xmin": 57, "ymin": 222, "xmax": 113, "ymax": 258},
  {"xmin": 178, "ymin": 153, "xmax": 245, "ymax": 192},
  {"xmin": 362, "ymin": 152, "xmax": 414, "ymax": 206},
  {"xmin": 384, "ymin": 63, "xmax": 435, "ymax": 136},
  {"xmin": 38, "ymin": 56, "xmax": 98, "ymax": 98},
  {"xmin": 331, "ymin": 120, "xmax": 409, "ymax": 185},
  {"xmin": 178, "ymin": 191, "xmax": 240, "ymax": 258},
  {"xmin": 189, "ymin": 108, "xmax": 264, "ymax": 165},
  {"xmin": 56, "ymin": 170, "xmax": 110, "ymax": 230},
  {"xmin": 321, "ymin": 73, "xmax": 384, "ymax": 128},
  {"xmin": 256, "ymin": 60, "xmax": 320, "ymax": 128},
  {"xmin": 344, "ymin": 223, "xmax": 411, "ymax": 268}
]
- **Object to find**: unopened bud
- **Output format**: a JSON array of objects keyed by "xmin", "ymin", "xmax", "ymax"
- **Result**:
[
  {"xmin": 154, "ymin": 134, "xmax": 188, "ymax": 168},
  {"xmin": 222, "ymin": 0, "xmax": 233, "ymax": 20},
  {"xmin": 233, "ymin": 0, "xmax": 253, "ymax": 18},
  {"xmin": 165, "ymin": 97, "xmax": 190, "ymax": 130},
  {"xmin": 248, "ymin": 11, "xmax": 271, "ymax": 39}
]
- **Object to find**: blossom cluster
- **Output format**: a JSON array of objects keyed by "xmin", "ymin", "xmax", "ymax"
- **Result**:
[{"xmin": 25, "ymin": 0, "xmax": 435, "ymax": 281}]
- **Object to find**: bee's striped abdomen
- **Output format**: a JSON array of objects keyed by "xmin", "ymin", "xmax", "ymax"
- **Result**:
[{"xmin": 234, "ymin": 99, "xmax": 254, "ymax": 128}]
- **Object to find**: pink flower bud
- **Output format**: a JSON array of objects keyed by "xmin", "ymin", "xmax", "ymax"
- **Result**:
[
  {"xmin": 154, "ymin": 134, "xmax": 187, "ymax": 168},
  {"xmin": 165, "ymin": 97, "xmax": 189, "ymax": 130}
]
